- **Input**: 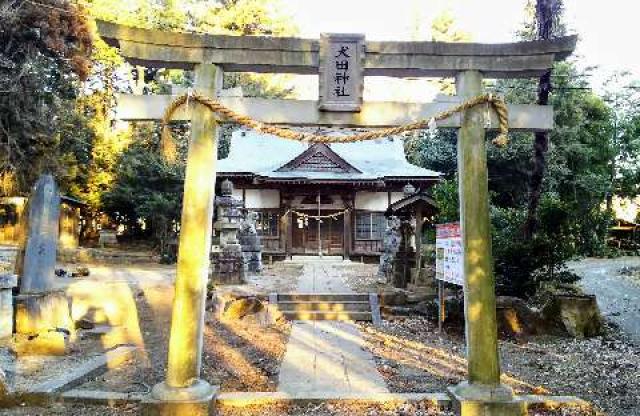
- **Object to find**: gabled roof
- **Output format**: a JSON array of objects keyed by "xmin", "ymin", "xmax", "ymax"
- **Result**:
[
  {"xmin": 277, "ymin": 143, "xmax": 361, "ymax": 174},
  {"xmin": 217, "ymin": 129, "xmax": 441, "ymax": 182}
]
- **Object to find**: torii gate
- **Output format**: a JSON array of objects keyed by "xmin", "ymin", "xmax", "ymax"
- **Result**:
[{"xmin": 97, "ymin": 21, "xmax": 576, "ymax": 415}]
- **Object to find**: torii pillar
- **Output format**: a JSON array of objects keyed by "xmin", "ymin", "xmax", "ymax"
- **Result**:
[
  {"xmin": 448, "ymin": 70, "xmax": 523, "ymax": 415},
  {"xmin": 144, "ymin": 64, "xmax": 221, "ymax": 415}
]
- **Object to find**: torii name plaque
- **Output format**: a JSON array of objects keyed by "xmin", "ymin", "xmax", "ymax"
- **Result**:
[{"xmin": 318, "ymin": 33, "xmax": 365, "ymax": 112}]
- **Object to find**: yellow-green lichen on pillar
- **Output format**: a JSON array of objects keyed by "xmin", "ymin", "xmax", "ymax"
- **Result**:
[
  {"xmin": 456, "ymin": 70, "xmax": 501, "ymax": 387},
  {"xmin": 145, "ymin": 63, "xmax": 221, "ymax": 415},
  {"xmin": 450, "ymin": 70, "xmax": 522, "ymax": 415}
]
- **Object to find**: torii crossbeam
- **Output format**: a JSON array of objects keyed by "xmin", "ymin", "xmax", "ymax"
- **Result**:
[{"xmin": 97, "ymin": 20, "xmax": 576, "ymax": 416}]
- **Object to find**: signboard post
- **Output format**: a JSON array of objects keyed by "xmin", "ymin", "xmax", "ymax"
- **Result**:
[{"xmin": 436, "ymin": 222, "xmax": 463, "ymax": 331}]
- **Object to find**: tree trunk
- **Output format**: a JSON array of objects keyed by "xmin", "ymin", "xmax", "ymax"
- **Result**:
[
  {"xmin": 524, "ymin": 0, "xmax": 559, "ymax": 238},
  {"xmin": 524, "ymin": 70, "xmax": 551, "ymax": 238}
]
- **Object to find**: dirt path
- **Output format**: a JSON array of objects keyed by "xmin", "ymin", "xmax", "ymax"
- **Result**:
[{"xmin": 568, "ymin": 257, "xmax": 640, "ymax": 344}]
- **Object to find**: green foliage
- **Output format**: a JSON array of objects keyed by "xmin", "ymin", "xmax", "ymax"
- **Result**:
[
  {"xmin": 431, "ymin": 179, "xmax": 459, "ymax": 224},
  {"xmin": 492, "ymin": 196, "xmax": 580, "ymax": 297},
  {"xmin": 0, "ymin": 0, "xmax": 93, "ymax": 194},
  {"xmin": 101, "ymin": 124, "xmax": 184, "ymax": 251},
  {"xmin": 82, "ymin": 0, "xmax": 298, "ymax": 249},
  {"xmin": 407, "ymin": 60, "xmax": 628, "ymax": 297}
]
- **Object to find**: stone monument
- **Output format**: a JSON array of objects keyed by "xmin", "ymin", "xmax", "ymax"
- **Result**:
[
  {"xmin": 210, "ymin": 179, "xmax": 245, "ymax": 284},
  {"xmin": 238, "ymin": 211, "xmax": 262, "ymax": 273},
  {"xmin": 14, "ymin": 175, "xmax": 73, "ymax": 353},
  {"xmin": 19, "ymin": 175, "xmax": 60, "ymax": 293}
]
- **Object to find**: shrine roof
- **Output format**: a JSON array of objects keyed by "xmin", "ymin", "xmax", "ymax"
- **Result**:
[{"xmin": 217, "ymin": 129, "xmax": 441, "ymax": 182}]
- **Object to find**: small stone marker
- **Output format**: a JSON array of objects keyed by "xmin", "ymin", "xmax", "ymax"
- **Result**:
[
  {"xmin": 0, "ymin": 274, "xmax": 17, "ymax": 338},
  {"xmin": 19, "ymin": 175, "xmax": 60, "ymax": 294},
  {"xmin": 318, "ymin": 33, "xmax": 365, "ymax": 112}
]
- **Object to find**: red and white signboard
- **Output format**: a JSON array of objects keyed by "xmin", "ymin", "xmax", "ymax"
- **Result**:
[{"xmin": 435, "ymin": 223, "xmax": 464, "ymax": 286}]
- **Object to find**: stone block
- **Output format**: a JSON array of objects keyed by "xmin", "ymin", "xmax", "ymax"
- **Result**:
[
  {"xmin": 542, "ymin": 294, "xmax": 603, "ymax": 338},
  {"xmin": 15, "ymin": 291, "xmax": 73, "ymax": 335},
  {"xmin": 12, "ymin": 331, "xmax": 69, "ymax": 356},
  {"xmin": 142, "ymin": 381, "xmax": 217, "ymax": 416},
  {"xmin": 455, "ymin": 400, "xmax": 526, "ymax": 416},
  {"xmin": 449, "ymin": 383, "xmax": 525, "ymax": 416},
  {"xmin": 496, "ymin": 296, "xmax": 541, "ymax": 338},
  {"xmin": 378, "ymin": 288, "xmax": 409, "ymax": 306},
  {"xmin": 98, "ymin": 230, "xmax": 118, "ymax": 247},
  {"xmin": 222, "ymin": 297, "xmax": 264, "ymax": 320}
]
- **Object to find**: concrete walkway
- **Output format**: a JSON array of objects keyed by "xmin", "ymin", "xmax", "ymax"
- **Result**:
[
  {"xmin": 295, "ymin": 261, "xmax": 353, "ymax": 293},
  {"xmin": 277, "ymin": 261, "xmax": 389, "ymax": 396}
]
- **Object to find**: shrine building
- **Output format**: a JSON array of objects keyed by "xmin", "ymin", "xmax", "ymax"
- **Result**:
[{"xmin": 217, "ymin": 129, "xmax": 441, "ymax": 260}]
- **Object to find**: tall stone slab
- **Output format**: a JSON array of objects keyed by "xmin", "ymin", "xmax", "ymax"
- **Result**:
[
  {"xmin": 14, "ymin": 175, "xmax": 73, "ymax": 342},
  {"xmin": 19, "ymin": 175, "xmax": 60, "ymax": 294}
]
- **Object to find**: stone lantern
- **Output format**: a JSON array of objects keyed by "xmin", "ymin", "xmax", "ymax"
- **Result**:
[{"xmin": 210, "ymin": 179, "xmax": 245, "ymax": 284}]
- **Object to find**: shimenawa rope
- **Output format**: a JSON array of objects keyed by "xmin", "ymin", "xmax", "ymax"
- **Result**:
[{"xmin": 159, "ymin": 91, "xmax": 510, "ymax": 161}]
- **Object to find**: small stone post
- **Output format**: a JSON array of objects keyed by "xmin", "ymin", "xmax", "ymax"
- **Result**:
[
  {"xmin": 0, "ymin": 274, "xmax": 17, "ymax": 338},
  {"xmin": 449, "ymin": 71, "xmax": 523, "ymax": 415},
  {"xmin": 145, "ymin": 64, "xmax": 221, "ymax": 415}
]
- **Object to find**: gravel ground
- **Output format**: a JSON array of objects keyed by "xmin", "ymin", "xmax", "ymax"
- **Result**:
[
  {"xmin": 569, "ymin": 257, "xmax": 640, "ymax": 344},
  {"xmin": 217, "ymin": 262, "xmax": 303, "ymax": 295},
  {"xmin": 79, "ymin": 278, "xmax": 291, "ymax": 393},
  {"xmin": 0, "ymin": 334, "xmax": 108, "ymax": 392},
  {"xmin": 360, "ymin": 317, "xmax": 639, "ymax": 416},
  {"xmin": 332, "ymin": 262, "xmax": 386, "ymax": 293},
  {"xmin": 0, "ymin": 403, "xmax": 138, "ymax": 415}
]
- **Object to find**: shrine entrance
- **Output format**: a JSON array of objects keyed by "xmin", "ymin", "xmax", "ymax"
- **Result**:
[
  {"xmin": 98, "ymin": 20, "xmax": 577, "ymax": 416},
  {"xmin": 292, "ymin": 210, "xmax": 344, "ymax": 255}
]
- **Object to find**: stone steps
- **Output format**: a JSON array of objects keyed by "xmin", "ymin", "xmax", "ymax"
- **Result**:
[
  {"xmin": 278, "ymin": 293, "xmax": 368, "ymax": 302},
  {"xmin": 282, "ymin": 311, "xmax": 373, "ymax": 321},
  {"xmin": 274, "ymin": 293, "xmax": 380, "ymax": 323},
  {"xmin": 277, "ymin": 301, "xmax": 371, "ymax": 312}
]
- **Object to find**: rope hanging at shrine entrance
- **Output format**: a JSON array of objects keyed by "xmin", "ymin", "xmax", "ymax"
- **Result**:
[
  {"xmin": 291, "ymin": 208, "xmax": 349, "ymax": 221},
  {"xmin": 158, "ymin": 91, "xmax": 511, "ymax": 161}
]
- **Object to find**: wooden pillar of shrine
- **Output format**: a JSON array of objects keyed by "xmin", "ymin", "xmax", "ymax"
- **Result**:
[{"xmin": 342, "ymin": 193, "xmax": 354, "ymax": 260}]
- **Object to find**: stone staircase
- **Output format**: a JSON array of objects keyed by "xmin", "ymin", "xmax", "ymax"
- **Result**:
[{"xmin": 272, "ymin": 293, "xmax": 381, "ymax": 324}]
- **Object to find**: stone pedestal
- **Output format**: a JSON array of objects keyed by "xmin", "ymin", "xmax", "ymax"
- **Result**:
[
  {"xmin": 14, "ymin": 291, "xmax": 73, "ymax": 335},
  {"xmin": 211, "ymin": 243, "xmax": 245, "ymax": 285},
  {"xmin": 0, "ymin": 274, "xmax": 17, "ymax": 338},
  {"xmin": 449, "ymin": 382, "xmax": 525, "ymax": 416},
  {"xmin": 142, "ymin": 380, "xmax": 218, "ymax": 416}
]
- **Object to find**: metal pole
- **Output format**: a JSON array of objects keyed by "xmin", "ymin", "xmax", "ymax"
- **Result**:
[
  {"xmin": 317, "ymin": 191, "xmax": 322, "ymax": 257},
  {"xmin": 438, "ymin": 280, "xmax": 445, "ymax": 332}
]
